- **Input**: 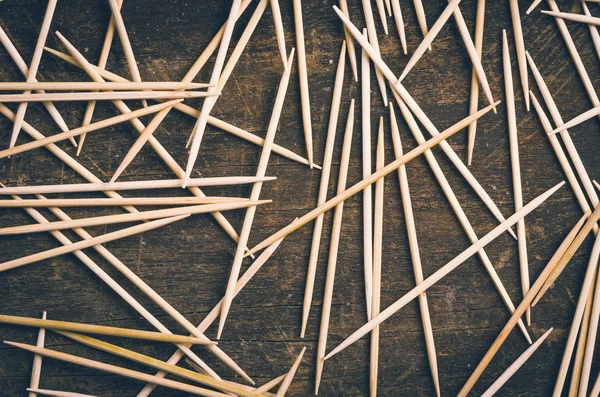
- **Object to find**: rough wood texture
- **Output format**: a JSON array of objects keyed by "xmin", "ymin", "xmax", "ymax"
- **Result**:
[{"xmin": 0, "ymin": 0, "xmax": 599, "ymax": 396}]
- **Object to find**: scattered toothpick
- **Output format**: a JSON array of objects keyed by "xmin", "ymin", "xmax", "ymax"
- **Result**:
[
  {"xmin": 467, "ymin": 0, "xmax": 486, "ymax": 165},
  {"xmin": 28, "ymin": 312, "xmax": 47, "ymax": 397}
]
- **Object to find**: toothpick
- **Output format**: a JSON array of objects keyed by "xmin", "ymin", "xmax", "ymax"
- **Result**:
[
  {"xmin": 28, "ymin": 312, "xmax": 47, "ymax": 397},
  {"xmin": 548, "ymin": 104, "xmax": 600, "ymax": 135},
  {"xmin": 467, "ymin": 0, "xmax": 486, "ymax": 165},
  {"xmin": 0, "ymin": 200, "xmax": 267, "ymax": 236},
  {"xmin": 8, "ymin": 342, "xmax": 237, "ymax": 397},
  {"xmin": 577, "ymin": 258, "xmax": 600, "ymax": 396},
  {"xmin": 398, "ymin": 0, "xmax": 460, "ymax": 82},
  {"xmin": 218, "ymin": 49, "xmax": 295, "ymax": 339},
  {"xmin": 391, "ymin": 90, "xmax": 531, "ymax": 342},
  {"xmin": 270, "ymin": 0, "xmax": 290, "ymax": 73},
  {"xmin": 591, "ymin": 373, "xmax": 600, "ymax": 397},
  {"xmin": 0, "ymin": 314, "xmax": 204, "ymax": 345},
  {"xmin": 0, "ymin": 100, "xmax": 181, "ymax": 161},
  {"xmin": 325, "ymin": 182, "xmax": 564, "ymax": 361},
  {"xmin": 361, "ymin": 29, "xmax": 373, "ymax": 321},
  {"xmin": 504, "ymin": 30, "xmax": 531, "ymax": 326},
  {"xmin": 246, "ymin": 100, "xmax": 499, "ymax": 257},
  {"xmin": 390, "ymin": 103, "xmax": 440, "ymax": 397},
  {"xmin": 481, "ymin": 328, "xmax": 554, "ymax": 397},
  {"xmin": 375, "ymin": 0, "xmax": 389, "ymax": 34},
  {"xmin": 0, "ymin": 82, "xmax": 210, "ymax": 90},
  {"xmin": 315, "ymin": 100, "xmax": 354, "ymax": 393},
  {"xmin": 275, "ymin": 347, "xmax": 306, "ymax": 397},
  {"xmin": 27, "ymin": 389, "xmax": 97, "ymax": 397},
  {"xmin": 0, "ymin": 215, "xmax": 189, "ymax": 274},
  {"xmin": 361, "ymin": 0, "xmax": 388, "ymax": 105},
  {"xmin": 0, "ymin": 26, "xmax": 76, "ymax": 147},
  {"xmin": 412, "ymin": 0, "xmax": 430, "ymax": 43},
  {"xmin": 457, "ymin": 213, "xmax": 586, "ymax": 396},
  {"xmin": 9, "ymin": 0, "xmax": 58, "ymax": 149},
  {"xmin": 339, "ymin": 0, "xmax": 359, "ymax": 81},
  {"xmin": 0, "ymin": 196, "xmax": 242, "ymax": 208},
  {"xmin": 526, "ymin": 0, "xmax": 542, "ymax": 14},
  {"xmin": 509, "ymin": 0, "xmax": 530, "ymax": 110},
  {"xmin": 370, "ymin": 118, "xmax": 385, "ymax": 397},
  {"xmin": 391, "ymin": 0, "xmax": 407, "ymax": 54},
  {"xmin": 107, "ymin": 0, "xmax": 146, "ymax": 106},
  {"xmin": 541, "ymin": 9, "xmax": 600, "ymax": 26},
  {"xmin": 0, "ymin": 90, "xmax": 212, "ymax": 102},
  {"xmin": 301, "ymin": 41, "xmax": 346, "ymax": 338},
  {"xmin": 293, "ymin": 0, "xmax": 314, "ymax": 167},
  {"xmin": 582, "ymin": 1, "xmax": 600, "ymax": 60}
]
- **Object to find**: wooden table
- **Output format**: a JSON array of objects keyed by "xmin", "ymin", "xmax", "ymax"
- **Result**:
[{"xmin": 0, "ymin": 0, "xmax": 599, "ymax": 395}]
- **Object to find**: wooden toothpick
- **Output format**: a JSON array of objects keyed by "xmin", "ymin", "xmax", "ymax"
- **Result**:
[
  {"xmin": 0, "ymin": 196, "xmax": 244, "ymax": 208},
  {"xmin": 0, "ymin": 90, "xmax": 212, "ymax": 102},
  {"xmin": 361, "ymin": 0, "xmax": 388, "ymax": 105},
  {"xmin": 391, "ymin": 0, "xmax": 407, "ymax": 54},
  {"xmin": 582, "ymin": 1, "xmax": 600, "ymax": 60},
  {"xmin": 275, "ymin": 347, "xmax": 306, "ymax": 397},
  {"xmin": 27, "ymin": 389, "xmax": 98, "ymax": 397},
  {"xmin": 412, "ymin": 0, "xmax": 430, "ymax": 44},
  {"xmin": 467, "ymin": 0, "xmax": 486, "ymax": 165},
  {"xmin": 28, "ymin": 312, "xmax": 47, "ymax": 397},
  {"xmin": 508, "ymin": 0, "xmax": 530, "ymax": 110},
  {"xmin": 339, "ymin": 0, "xmax": 359, "ymax": 80},
  {"xmin": 270, "ymin": 0, "xmax": 290, "ymax": 74},
  {"xmin": 0, "ymin": 82, "xmax": 210, "ymax": 90},
  {"xmin": 541, "ymin": 9, "xmax": 600, "ymax": 26}
]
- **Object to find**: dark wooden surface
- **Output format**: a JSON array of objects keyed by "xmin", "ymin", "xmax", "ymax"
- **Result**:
[{"xmin": 0, "ymin": 0, "xmax": 599, "ymax": 395}]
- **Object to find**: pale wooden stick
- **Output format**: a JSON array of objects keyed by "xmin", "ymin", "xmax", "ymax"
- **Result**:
[
  {"xmin": 526, "ymin": 52, "xmax": 600, "ymax": 211},
  {"xmin": 370, "ymin": 118, "xmax": 385, "ymax": 397},
  {"xmin": 481, "ymin": 328, "xmax": 554, "ymax": 397},
  {"xmin": 530, "ymin": 92, "xmax": 595, "ymax": 234},
  {"xmin": 9, "ymin": 0, "xmax": 58, "ymax": 149},
  {"xmin": 270, "ymin": 0, "xmax": 290, "ymax": 73},
  {"xmin": 0, "ymin": 177, "xmax": 273, "ymax": 195},
  {"xmin": 467, "ymin": 0, "xmax": 486, "ymax": 165},
  {"xmin": 412, "ymin": 0, "xmax": 430, "ymax": 43},
  {"xmin": 0, "ymin": 82, "xmax": 210, "ymax": 90},
  {"xmin": 275, "ymin": 347, "xmax": 306, "ymax": 397},
  {"xmin": 546, "ymin": 0, "xmax": 600, "ymax": 118},
  {"xmin": 293, "ymin": 0, "xmax": 314, "ymax": 167},
  {"xmin": 583, "ymin": 1, "xmax": 600, "ymax": 60},
  {"xmin": 218, "ymin": 49, "xmax": 296, "ymax": 339},
  {"xmin": 573, "ymin": 279, "xmax": 597, "ymax": 397},
  {"xmin": 361, "ymin": 29, "xmax": 373, "ymax": 321},
  {"xmin": 27, "ymin": 389, "xmax": 97, "ymax": 397},
  {"xmin": 578, "ymin": 262, "xmax": 600, "ymax": 396},
  {"xmin": 548, "ymin": 104, "xmax": 600, "ymax": 135},
  {"xmin": 256, "ymin": 374, "xmax": 286, "ymax": 393},
  {"xmin": 339, "ymin": 0, "xmax": 358, "ymax": 81},
  {"xmin": 183, "ymin": 0, "xmax": 251, "ymax": 186},
  {"xmin": 391, "ymin": 90, "xmax": 531, "ymax": 342},
  {"xmin": 337, "ymin": 7, "xmax": 518, "ymax": 238},
  {"xmin": 302, "ymin": 41, "xmax": 346, "ymax": 338},
  {"xmin": 246, "ymin": 100, "xmax": 500, "ymax": 257},
  {"xmin": 137, "ymin": 230, "xmax": 291, "ymax": 397},
  {"xmin": 0, "ymin": 91, "xmax": 212, "ymax": 102},
  {"xmin": 107, "ymin": 0, "xmax": 146, "ymax": 106},
  {"xmin": 11, "ymin": 193, "xmax": 223, "ymax": 380},
  {"xmin": 592, "ymin": 373, "xmax": 600, "ymax": 397},
  {"xmin": 55, "ymin": 331, "xmax": 261, "ymax": 397},
  {"xmin": 504, "ymin": 30, "xmax": 531, "ymax": 326},
  {"xmin": 325, "ymin": 182, "xmax": 564, "ymax": 360},
  {"xmin": 28, "ymin": 311, "xmax": 47, "ymax": 397},
  {"xmin": 110, "ymin": 104, "xmax": 174, "ymax": 183},
  {"xmin": 509, "ymin": 0, "xmax": 530, "ymax": 110},
  {"xmin": 0, "ymin": 214, "xmax": 189, "ymax": 274},
  {"xmin": 361, "ymin": 0, "xmax": 388, "ymax": 105},
  {"xmin": 0, "ymin": 197, "xmax": 243, "ymax": 208},
  {"xmin": 0, "ymin": 200, "xmax": 267, "ymax": 236},
  {"xmin": 457, "ymin": 214, "xmax": 588, "ymax": 396},
  {"xmin": 384, "ymin": 0, "xmax": 392, "ymax": 16},
  {"xmin": 389, "ymin": 104, "xmax": 440, "ymax": 397},
  {"xmin": 0, "ymin": 26, "xmax": 75, "ymax": 146},
  {"xmin": 44, "ymin": 47, "xmax": 318, "ymax": 169},
  {"xmin": 391, "ymin": 0, "xmax": 407, "ymax": 54},
  {"xmin": 398, "ymin": 0, "xmax": 460, "ymax": 81},
  {"xmin": 0, "ymin": 100, "xmax": 181, "ymax": 161},
  {"xmin": 541, "ymin": 10, "xmax": 600, "ymax": 25},
  {"xmin": 315, "ymin": 100, "xmax": 354, "ymax": 393},
  {"xmin": 8, "ymin": 342, "xmax": 236, "ymax": 397},
  {"xmin": 375, "ymin": 0, "xmax": 389, "ymax": 34},
  {"xmin": 526, "ymin": 0, "xmax": 542, "ymax": 14},
  {"xmin": 0, "ymin": 314, "xmax": 204, "ymax": 345}
]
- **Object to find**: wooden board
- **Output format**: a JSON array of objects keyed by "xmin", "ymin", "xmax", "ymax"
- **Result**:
[{"xmin": 0, "ymin": 0, "xmax": 599, "ymax": 395}]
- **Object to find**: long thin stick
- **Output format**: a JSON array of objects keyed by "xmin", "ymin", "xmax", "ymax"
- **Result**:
[
  {"xmin": 27, "ymin": 389, "xmax": 97, "ymax": 397},
  {"xmin": 578, "ymin": 258, "xmax": 600, "ymax": 395},
  {"xmin": 390, "ymin": 0, "xmax": 407, "ymax": 54},
  {"xmin": 324, "ymin": 182, "xmax": 564, "ymax": 360},
  {"xmin": 339, "ymin": 0, "xmax": 358, "ymax": 80},
  {"xmin": 0, "ymin": 82, "xmax": 210, "ymax": 90},
  {"xmin": 412, "ymin": 0, "xmax": 429, "ymax": 43},
  {"xmin": 0, "ymin": 314, "xmax": 205, "ymax": 345},
  {"xmin": 0, "ymin": 100, "xmax": 181, "ymax": 161},
  {"xmin": 275, "ymin": 347, "xmax": 306, "ymax": 397},
  {"xmin": 361, "ymin": 30, "xmax": 373, "ymax": 321},
  {"xmin": 0, "ymin": 26, "xmax": 76, "ymax": 147},
  {"xmin": 592, "ymin": 373, "xmax": 600, "ymax": 397},
  {"xmin": 270, "ymin": 0, "xmax": 290, "ymax": 74},
  {"xmin": 315, "ymin": 99, "xmax": 354, "ymax": 394},
  {"xmin": 509, "ymin": 0, "xmax": 530, "ymax": 110},
  {"xmin": 0, "ymin": 196, "xmax": 237, "ymax": 208},
  {"xmin": 370, "ymin": 118, "xmax": 385, "ymax": 397},
  {"xmin": 293, "ymin": 0, "xmax": 314, "ymax": 167},
  {"xmin": 0, "ymin": 215, "xmax": 189, "ymax": 274},
  {"xmin": 391, "ymin": 90, "xmax": 531, "ymax": 342},
  {"xmin": 218, "ymin": 49, "xmax": 295, "ymax": 339},
  {"xmin": 0, "ymin": 91, "xmax": 211, "ymax": 102},
  {"xmin": 582, "ymin": 1, "xmax": 600, "ymax": 60},
  {"xmin": 7, "ymin": 342, "xmax": 236, "ymax": 397},
  {"xmin": 9, "ymin": 0, "xmax": 58, "ymax": 149},
  {"xmin": 333, "ymin": 6, "xmax": 515, "ymax": 238},
  {"xmin": 548, "ymin": 104, "xmax": 600, "ymax": 135},
  {"xmin": 457, "ymin": 213, "xmax": 593, "ymax": 396},
  {"xmin": 390, "ymin": 104, "xmax": 440, "ymax": 397},
  {"xmin": 28, "ymin": 312, "xmax": 47, "ymax": 397},
  {"xmin": 481, "ymin": 328, "xmax": 554, "ymax": 397},
  {"xmin": 541, "ymin": 10, "xmax": 600, "ymax": 26},
  {"xmin": 526, "ymin": 0, "xmax": 542, "ymax": 14},
  {"xmin": 375, "ymin": 0, "xmax": 389, "ymax": 34},
  {"xmin": 467, "ymin": 0, "xmax": 486, "ymax": 165},
  {"xmin": 504, "ymin": 30, "xmax": 531, "ymax": 326},
  {"xmin": 361, "ymin": 0, "xmax": 388, "ymax": 105},
  {"xmin": 246, "ymin": 100, "xmax": 499, "ymax": 257},
  {"xmin": 301, "ymin": 41, "xmax": 346, "ymax": 338}
]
